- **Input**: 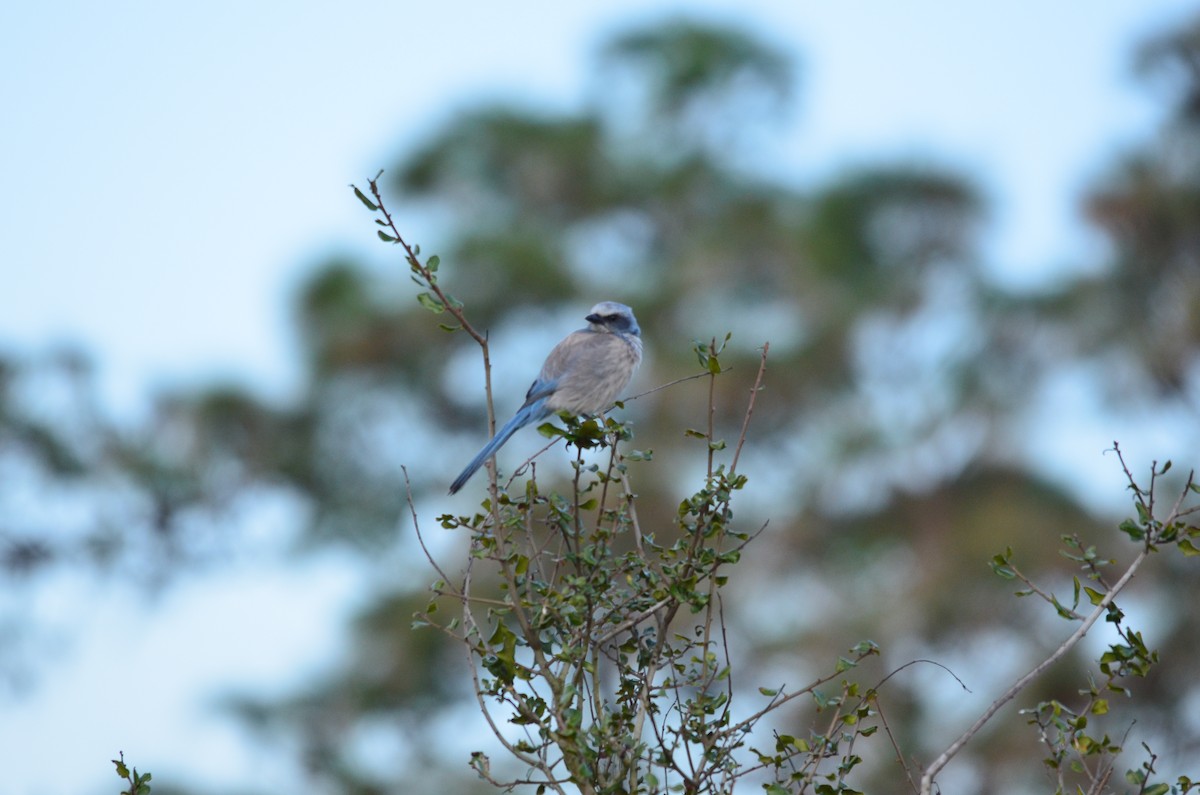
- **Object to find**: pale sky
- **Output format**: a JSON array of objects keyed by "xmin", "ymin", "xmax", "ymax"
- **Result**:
[{"xmin": 1, "ymin": 2, "xmax": 1196, "ymax": 792}]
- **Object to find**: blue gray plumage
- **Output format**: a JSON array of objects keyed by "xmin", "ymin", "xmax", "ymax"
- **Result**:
[{"xmin": 448, "ymin": 301, "xmax": 643, "ymax": 494}]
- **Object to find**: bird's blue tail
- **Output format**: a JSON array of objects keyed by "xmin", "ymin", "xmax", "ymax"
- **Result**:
[{"xmin": 448, "ymin": 401, "xmax": 545, "ymax": 494}]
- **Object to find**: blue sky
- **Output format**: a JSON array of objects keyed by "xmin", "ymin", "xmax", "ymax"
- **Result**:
[{"xmin": 1, "ymin": 2, "xmax": 1197, "ymax": 792}]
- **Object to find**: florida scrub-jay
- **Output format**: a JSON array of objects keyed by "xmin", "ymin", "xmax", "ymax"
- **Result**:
[{"xmin": 448, "ymin": 301, "xmax": 643, "ymax": 494}]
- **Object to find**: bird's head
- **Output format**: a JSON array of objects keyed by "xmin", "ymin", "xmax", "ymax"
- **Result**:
[{"xmin": 585, "ymin": 301, "xmax": 640, "ymax": 337}]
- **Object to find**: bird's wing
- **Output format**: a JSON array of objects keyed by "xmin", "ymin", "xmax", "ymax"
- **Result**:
[
  {"xmin": 524, "ymin": 331, "xmax": 591, "ymax": 404},
  {"xmin": 523, "ymin": 376, "xmax": 559, "ymax": 405},
  {"xmin": 539, "ymin": 331, "xmax": 589, "ymax": 378}
]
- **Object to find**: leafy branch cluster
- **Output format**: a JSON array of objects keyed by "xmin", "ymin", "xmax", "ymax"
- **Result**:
[
  {"xmin": 112, "ymin": 752, "xmax": 152, "ymax": 795},
  {"xmin": 991, "ymin": 447, "xmax": 1200, "ymax": 795}
]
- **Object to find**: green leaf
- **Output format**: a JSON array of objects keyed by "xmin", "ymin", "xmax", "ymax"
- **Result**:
[
  {"xmin": 990, "ymin": 559, "xmax": 1015, "ymax": 578},
  {"xmin": 377, "ymin": 230, "xmax": 397, "ymax": 243},
  {"xmin": 759, "ymin": 686, "xmax": 779, "ymax": 696},
  {"xmin": 1178, "ymin": 538, "xmax": 1200, "ymax": 557},
  {"xmin": 990, "ymin": 548, "xmax": 1015, "ymax": 578},
  {"xmin": 850, "ymin": 639, "xmax": 879, "ymax": 655},
  {"xmin": 1052, "ymin": 597, "xmax": 1076, "ymax": 620},
  {"xmin": 1083, "ymin": 586, "xmax": 1105, "ymax": 606},
  {"xmin": 426, "ymin": 254, "xmax": 440, "ymax": 272},
  {"xmin": 1118, "ymin": 518, "xmax": 1144, "ymax": 540},
  {"xmin": 416, "ymin": 292, "xmax": 445, "ymax": 313},
  {"xmin": 483, "ymin": 621, "xmax": 519, "ymax": 685},
  {"xmin": 352, "ymin": 185, "xmax": 378, "ymax": 211},
  {"xmin": 537, "ymin": 422, "xmax": 565, "ymax": 439}
]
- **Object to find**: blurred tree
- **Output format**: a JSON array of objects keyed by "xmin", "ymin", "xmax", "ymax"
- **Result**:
[
  {"xmin": 1078, "ymin": 15, "xmax": 1200, "ymax": 400},
  {"xmin": 1, "ymin": 13, "xmax": 1198, "ymax": 795}
]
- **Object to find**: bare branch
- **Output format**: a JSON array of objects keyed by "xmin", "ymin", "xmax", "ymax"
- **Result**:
[{"xmin": 730, "ymin": 342, "xmax": 768, "ymax": 475}]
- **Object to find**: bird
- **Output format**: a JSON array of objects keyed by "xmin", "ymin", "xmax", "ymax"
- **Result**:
[{"xmin": 449, "ymin": 301, "xmax": 643, "ymax": 495}]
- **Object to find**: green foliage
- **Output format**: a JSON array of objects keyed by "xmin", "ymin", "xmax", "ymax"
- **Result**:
[
  {"xmin": 422, "ymin": 332, "xmax": 792, "ymax": 794},
  {"xmin": 999, "ymin": 447, "xmax": 1200, "ymax": 795},
  {"xmin": 112, "ymin": 752, "xmax": 152, "ymax": 795}
]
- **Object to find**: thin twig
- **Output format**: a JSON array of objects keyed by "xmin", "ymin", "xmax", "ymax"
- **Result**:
[
  {"xmin": 625, "ymin": 370, "xmax": 712, "ymax": 401},
  {"xmin": 874, "ymin": 695, "xmax": 921, "ymax": 794},
  {"xmin": 720, "ymin": 647, "xmax": 880, "ymax": 745},
  {"xmin": 364, "ymin": 173, "xmax": 486, "ymax": 346},
  {"xmin": 594, "ymin": 598, "xmax": 673, "ymax": 645},
  {"xmin": 401, "ymin": 465, "xmax": 455, "ymax": 591},
  {"xmin": 730, "ymin": 342, "xmax": 768, "ymax": 475},
  {"xmin": 619, "ymin": 467, "xmax": 645, "ymax": 556},
  {"xmin": 1007, "ymin": 560, "xmax": 1086, "ymax": 621},
  {"xmin": 875, "ymin": 658, "xmax": 972, "ymax": 694}
]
